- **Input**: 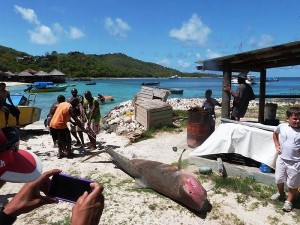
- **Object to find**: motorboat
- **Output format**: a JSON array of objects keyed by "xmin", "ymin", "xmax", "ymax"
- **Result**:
[
  {"xmin": 0, "ymin": 93, "xmax": 41, "ymax": 127},
  {"xmin": 24, "ymin": 82, "xmax": 68, "ymax": 93},
  {"xmin": 141, "ymin": 82, "xmax": 160, "ymax": 86},
  {"xmin": 231, "ymin": 74, "xmax": 257, "ymax": 85},
  {"xmin": 266, "ymin": 77, "xmax": 279, "ymax": 82},
  {"xmin": 169, "ymin": 75, "xmax": 181, "ymax": 79},
  {"xmin": 155, "ymin": 87, "xmax": 184, "ymax": 95}
]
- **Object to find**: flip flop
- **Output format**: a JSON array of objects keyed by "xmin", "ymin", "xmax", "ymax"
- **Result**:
[{"xmin": 0, "ymin": 149, "xmax": 42, "ymax": 183}]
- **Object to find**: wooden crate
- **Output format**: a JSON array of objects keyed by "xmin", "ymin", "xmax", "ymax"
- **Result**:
[{"xmin": 135, "ymin": 99, "xmax": 173, "ymax": 129}]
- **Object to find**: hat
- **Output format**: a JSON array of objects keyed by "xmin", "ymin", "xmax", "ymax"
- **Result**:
[
  {"xmin": 238, "ymin": 72, "xmax": 248, "ymax": 79},
  {"xmin": 0, "ymin": 149, "xmax": 42, "ymax": 183}
]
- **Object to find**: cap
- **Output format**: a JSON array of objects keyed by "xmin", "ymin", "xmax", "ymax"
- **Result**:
[
  {"xmin": 238, "ymin": 72, "xmax": 248, "ymax": 79},
  {"xmin": 0, "ymin": 149, "xmax": 42, "ymax": 183}
]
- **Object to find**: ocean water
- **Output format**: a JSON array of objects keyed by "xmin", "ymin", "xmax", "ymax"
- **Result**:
[{"xmin": 6, "ymin": 76, "xmax": 300, "ymax": 119}]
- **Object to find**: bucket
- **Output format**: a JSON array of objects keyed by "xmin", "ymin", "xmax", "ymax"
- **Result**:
[
  {"xmin": 264, "ymin": 103, "xmax": 278, "ymax": 120},
  {"xmin": 187, "ymin": 108, "xmax": 210, "ymax": 148},
  {"xmin": 259, "ymin": 163, "xmax": 273, "ymax": 173}
]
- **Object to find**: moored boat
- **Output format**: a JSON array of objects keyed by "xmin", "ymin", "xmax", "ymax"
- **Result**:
[
  {"xmin": 169, "ymin": 75, "xmax": 181, "ymax": 79},
  {"xmin": 155, "ymin": 87, "xmax": 184, "ymax": 94},
  {"xmin": 86, "ymin": 82, "xmax": 96, "ymax": 85},
  {"xmin": 0, "ymin": 93, "xmax": 42, "ymax": 128},
  {"xmin": 141, "ymin": 82, "xmax": 160, "ymax": 86},
  {"xmin": 24, "ymin": 82, "xmax": 68, "ymax": 93}
]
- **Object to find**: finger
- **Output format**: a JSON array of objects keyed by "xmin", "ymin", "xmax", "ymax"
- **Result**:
[
  {"xmin": 37, "ymin": 169, "xmax": 62, "ymax": 184},
  {"xmin": 76, "ymin": 191, "xmax": 88, "ymax": 204}
]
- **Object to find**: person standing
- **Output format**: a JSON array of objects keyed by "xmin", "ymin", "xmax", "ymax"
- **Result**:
[
  {"xmin": 271, "ymin": 106, "xmax": 300, "ymax": 212},
  {"xmin": 68, "ymin": 88, "xmax": 86, "ymax": 147},
  {"xmin": 0, "ymin": 82, "xmax": 20, "ymax": 127},
  {"xmin": 202, "ymin": 89, "xmax": 221, "ymax": 134},
  {"xmin": 49, "ymin": 98, "xmax": 85, "ymax": 159},
  {"xmin": 45, "ymin": 95, "xmax": 65, "ymax": 147},
  {"xmin": 223, "ymin": 72, "xmax": 255, "ymax": 121},
  {"xmin": 83, "ymin": 91, "xmax": 101, "ymax": 150}
]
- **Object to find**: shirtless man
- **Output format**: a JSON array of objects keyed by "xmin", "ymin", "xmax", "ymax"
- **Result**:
[{"xmin": 0, "ymin": 82, "xmax": 20, "ymax": 127}]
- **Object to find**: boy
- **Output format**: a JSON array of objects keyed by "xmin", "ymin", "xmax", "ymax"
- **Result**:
[
  {"xmin": 202, "ymin": 89, "xmax": 221, "ymax": 134},
  {"xmin": 272, "ymin": 106, "xmax": 300, "ymax": 212}
]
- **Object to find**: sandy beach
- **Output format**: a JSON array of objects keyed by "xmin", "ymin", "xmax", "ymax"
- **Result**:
[
  {"xmin": 0, "ymin": 81, "xmax": 299, "ymax": 224},
  {"xmin": 0, "ymin": 126, "xmax": 298, "ymax": 225}
]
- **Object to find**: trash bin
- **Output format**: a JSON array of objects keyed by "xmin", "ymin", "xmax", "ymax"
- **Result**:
[
  {"xmin": 187, "ymin": 108, "xmax": 210, "ymax": 148},
  {"xmin": 264, "ymin": 103, "xmax": 279, "ymax": 126}
]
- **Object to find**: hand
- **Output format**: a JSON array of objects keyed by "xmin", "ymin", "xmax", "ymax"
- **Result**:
[
  {"xmin": 276, "ymin": 145, "xmax": 282, "ymax": 154},
  {"xmin": 71, "ymin": 183, "xmax": 104, "ymax": 225},
  {"xmin": 3, "ymin": 169, "xmax": 61, "ymax": 217}
]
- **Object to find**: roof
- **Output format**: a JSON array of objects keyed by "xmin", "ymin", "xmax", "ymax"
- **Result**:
[
  {"xmin": 196, "ymin": 41, "xmax": 300, "ymax": 72},
  {"xmin": 35, "ymin": 71, "xmax": 50, "ymax": 76},
  {"xmin": 49, "ymin": 69, "xmax": 65, "ymax": 76},
  {"xmin": 18, "ymin": 71, "xmax": 33, "ymax": 76}
]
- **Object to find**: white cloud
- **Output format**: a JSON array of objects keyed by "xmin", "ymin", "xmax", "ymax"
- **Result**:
[
  {"xmin": 104, "ymin": 17, "xmax": 131, "ymax": 39},
  {"xmin": 169, "ymin": 14, "xmax": 211, "ymax": 46},
  {"xmin": 156, "ymin": 58, "xmax": 171, "ymax": 67},
  {"xmin": 177, "ymin": 60, "xmax": 191, "ymax": 69},
  {"xmin": 29, "ymin": 25, "xmax": 58, "ymax": 45},
  {"xmin": 53, "ymin": 23, "xmax": 64, "ymax": 33},
  {"xmin": 14, "ymin": 5, "xmax": 40, "ymax": 25},
  {"xmin": 248, "ymin": 34, "xmax": 274, "ymax": 48},
  {"xmin": 206, "ymin": 49, "xmax": 221, "ymax": 59},
  {"xmin": 68, "ymin": 26, "xmax": 85, "ymax": 39}
]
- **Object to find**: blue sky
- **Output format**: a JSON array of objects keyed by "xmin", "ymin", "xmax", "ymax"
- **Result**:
[{"xmin": 1, "ymin": 0, "xmax": 300, "ymax": 76}]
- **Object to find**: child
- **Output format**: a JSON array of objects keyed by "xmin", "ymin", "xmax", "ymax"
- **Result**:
[
  {"xmin": 272, "ymin": 106, "xmax": 300, "ymax": 212},
  {"xmin": 202, "ymin": 89, "xmax": 221, "ymax": 134}
]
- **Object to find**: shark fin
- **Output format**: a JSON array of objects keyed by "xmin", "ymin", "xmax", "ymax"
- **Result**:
[{"xmin": 177, "ymin": 149, "xmax": 186, "ymax": 170}]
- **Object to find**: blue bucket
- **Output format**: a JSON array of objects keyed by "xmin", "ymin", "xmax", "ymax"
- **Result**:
[{"xmin": 259, "ymin": 163, "xmax": 273, "ymax": 173}]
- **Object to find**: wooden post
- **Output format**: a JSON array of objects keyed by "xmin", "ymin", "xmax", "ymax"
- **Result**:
[
  {"xmin": 221, "ymin": 68, "xmax": 232, "ymax": 119},
  {"xmin": 258, "ymin": 69, "xmax": 266, "ymax": 123}
]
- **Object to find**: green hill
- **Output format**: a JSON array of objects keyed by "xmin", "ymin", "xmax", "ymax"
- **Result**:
[{"xmin": 0, "ymin": 45, "xmax": 214, "ymax": 78}]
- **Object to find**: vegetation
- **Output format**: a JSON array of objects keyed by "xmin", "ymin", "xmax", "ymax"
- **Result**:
[{"xmin": 0, "ymin": 45, "xmax": 219, "ymax": 78}]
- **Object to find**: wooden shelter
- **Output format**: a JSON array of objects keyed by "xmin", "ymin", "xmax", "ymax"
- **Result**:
[{"xmin": 196, "ymin": 41, "xmax": 300, "ymax": 123}]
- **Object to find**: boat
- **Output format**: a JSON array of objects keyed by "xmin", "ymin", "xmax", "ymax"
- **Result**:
[
  {"xmin": 0, "ymin": 93, "xmax": 42, "ymax": 128},
  {"xmin": 155, "ymin": 87, "xmax": 184, "ymax": 95},
  {"xmin": 68, "ymin": 82, "xmax": 77, "ymax": 87},
  {"xmin": 231, "ymin": 74, "xmax": 257, "ymax": 85},
  {"xmin": 266, "ymin": 77, "xmax": 279, "ymax": 82},
  {"xmin": 169, "ymin": 75, "xmax": 181, "ymax": 79},
  {"xmin": 141, "ymin": 82, "xmax": 160, "ymax": 86},
  {"xmin": 97, "ymin": 94, "xmax": 115, "ymax": 104},
  {"xmin": 24, "ymin": 82, "xmax": 68, "ymax": 93},
  {"xmin": 86, "ymin": 82, "xmax": 96, "ymax": 85}
]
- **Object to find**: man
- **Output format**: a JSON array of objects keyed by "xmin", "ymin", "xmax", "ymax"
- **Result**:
[
  {"xmin": 49, "ymin": 98, "xmax": 85, "ymax": 159},
  {"xmin": 0, "ymin": 83, "xmax": 20, "ymax": 127},
  {"xmin": 223, "ymin": 72, "xmax": 255, "ymax": 121},
  {"xmin": 68, "ymin": 88, "xmax": 85, "ymax": 147},
  {"xmin": 83, "ymin": 91, "xmax": 101, "ymax": 150}
]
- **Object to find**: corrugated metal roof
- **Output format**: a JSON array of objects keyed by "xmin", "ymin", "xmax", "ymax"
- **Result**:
[{"xmin": 196, "ymin": 41, "xmax": 300, "ymax": 72}]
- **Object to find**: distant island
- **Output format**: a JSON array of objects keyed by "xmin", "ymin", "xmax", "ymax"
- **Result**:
[{"xmin": 0, "ymin": 45, "xmax": 219, "ymax": 79}]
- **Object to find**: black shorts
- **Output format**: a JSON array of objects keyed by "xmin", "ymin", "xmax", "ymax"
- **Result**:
[
  {"xmin": 1, "ymin": 104, "xmax": 20, "ymax": 117},
  {"xmin": 50, "ymin": 128, "xmax": 71, "ymax": 143}
]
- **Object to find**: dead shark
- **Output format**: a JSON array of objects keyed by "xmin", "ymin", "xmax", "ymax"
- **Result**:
[{"xmin": 106, "ymin": 148, "xmax": 207, "ymax": 212}]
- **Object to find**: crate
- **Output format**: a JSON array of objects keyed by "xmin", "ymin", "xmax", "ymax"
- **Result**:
[
  {"xmin": 135, "ymin": 99, "xmax": 173, "ymax": 129},
  {"xmin": 134, "ymin": 86, "xmax": 170, "ymax": 105}
]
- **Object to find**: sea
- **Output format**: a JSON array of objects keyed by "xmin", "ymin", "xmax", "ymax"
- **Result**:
[{"xmin": 6, "ymin": 76, "xmax": 300, "ymax": 119}]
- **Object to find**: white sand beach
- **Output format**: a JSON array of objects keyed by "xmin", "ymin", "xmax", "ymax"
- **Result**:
[{"xmin": 0, "ymin": 127, "xmax": 298, "ymax": 225}]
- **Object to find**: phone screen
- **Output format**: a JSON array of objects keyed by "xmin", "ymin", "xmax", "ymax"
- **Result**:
[{"xmin": 48, "ymin": 173, "xmax": 92, "ymax": 203}]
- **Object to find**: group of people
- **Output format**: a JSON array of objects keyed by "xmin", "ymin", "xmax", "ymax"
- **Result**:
[
  {"xmin": 203, "ymin": 72, "xmax": 300, "ymax": 212},
  {"xmin": 45, "ymin": 88, "xmax": 101, "ymax": 159}
]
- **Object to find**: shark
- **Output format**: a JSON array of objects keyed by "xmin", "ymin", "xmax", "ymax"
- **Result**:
[{"xmin": 106, "ymin": 148, "xmax": 207, "ymax": 212}]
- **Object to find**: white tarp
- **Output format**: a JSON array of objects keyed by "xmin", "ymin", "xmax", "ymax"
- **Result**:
[{"xmin": 189, "ymin": 122, "xmax": 278, "ymax": 168}]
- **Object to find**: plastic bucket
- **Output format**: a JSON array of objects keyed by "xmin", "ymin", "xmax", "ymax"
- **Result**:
[
  {"xmin": 187, "ymin": 109, "xmax": 210, "ymax": 148},
  {"xmin": 264, "ymin": 103, "xmax": 278, "ymax": 120},
  {"xmin": 259, "ymin": 163, "xmax": 273, "ymax": 173}
]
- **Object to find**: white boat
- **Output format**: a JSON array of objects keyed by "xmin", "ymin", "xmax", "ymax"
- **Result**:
[
  {"xmin": 231, "ymin": 74, "xmax": 257, "ymax": 85},
  {"xmin": 169, "ymin": 75, "xmax": 181, "ymax": 79},
  {"xmin": 0, "ymin": 93, "xmax": 41, "ymax": 128}
]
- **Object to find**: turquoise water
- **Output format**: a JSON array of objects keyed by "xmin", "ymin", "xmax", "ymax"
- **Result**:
[{"xmin": 6, "ymin": 77, "xmax": 300, "ymax": 118}]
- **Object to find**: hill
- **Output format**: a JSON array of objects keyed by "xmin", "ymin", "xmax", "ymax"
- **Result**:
[{"xmin": 0, "ymin": 45, "xmax": 214, "ymax": 78}]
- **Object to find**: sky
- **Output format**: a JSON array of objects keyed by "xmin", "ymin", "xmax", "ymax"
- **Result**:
[{"xmin": 1, "ymin": 0, "xmax": 300, "ymax": 76}]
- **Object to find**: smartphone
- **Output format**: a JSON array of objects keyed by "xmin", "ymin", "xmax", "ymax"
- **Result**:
[{"xmin": 48, "ymin": 173, "xmax": 93, "ymax": 203}]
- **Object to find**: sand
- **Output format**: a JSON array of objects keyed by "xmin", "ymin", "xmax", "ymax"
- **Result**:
[{"xmin": 0, "ymin": 128, "xmax": 298, "ymax": 225}]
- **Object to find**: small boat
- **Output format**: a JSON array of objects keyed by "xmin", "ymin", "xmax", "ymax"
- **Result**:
[
  {"xmin": 169, "ymin": 75, "xmax": 181, "ymax": 79},
  {"xmin": 232, "ymin": 74, "xmax": 257, "ymax": 85},
  {"xmin": 97, "ymin": 94, "xmax": 115, "ymax": 104},
  {"xmin": 86, "ymin": 82, "xmax": 96, "ymax": 85},
  {"xmin": 24, "ymin": 82, "xmax": 68, "ymax": 93},
  {"xmin": 155, "ymin": 87, "xmax": 184, "ymax": 95},
  {"xmin": 0, "ymin": 93, "xmax": 41, "ymax": 128},
  {"xmin": 68, "ymin": 82, "xmax": 77, "ymax": 87},
  {"xmin": 141, "ymin": 82, "xmax": 160, "ymax": 86},
  {"xmin": 266, "ymin": 77, "xmax": 279, "ymax": 82}
]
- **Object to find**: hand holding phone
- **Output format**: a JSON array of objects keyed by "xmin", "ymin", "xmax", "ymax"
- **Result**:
[{"xmin": 48, "ymin": 173, "xmax": 93, "ymax": 203}]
